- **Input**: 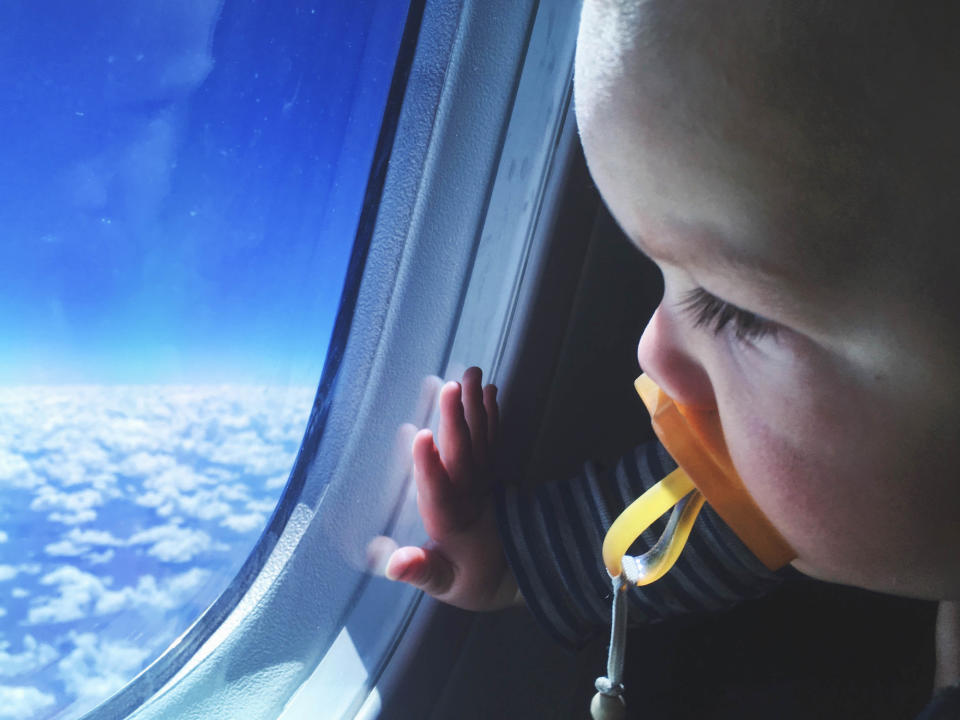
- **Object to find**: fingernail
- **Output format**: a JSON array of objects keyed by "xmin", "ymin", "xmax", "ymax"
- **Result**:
[{"xmin": 385, "ymin": 564, "xmax": 402, "ymax": 582}]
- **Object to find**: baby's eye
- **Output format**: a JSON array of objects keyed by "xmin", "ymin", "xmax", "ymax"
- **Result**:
[{"xmin": 680, "ymin": 287, "xmax": 778, "ymax": 343}]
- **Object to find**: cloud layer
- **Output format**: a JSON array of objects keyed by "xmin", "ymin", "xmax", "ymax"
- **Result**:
[{"xmin": 0, "ymin": 385, "xmax": 312, "ymax": 719}]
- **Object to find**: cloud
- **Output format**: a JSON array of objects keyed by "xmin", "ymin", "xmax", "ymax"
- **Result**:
[
  {"xmin": 265, "ymin": 474, "xmax": 288, "ymax": 490},
  {"xmin": 200, "ymin": 429, "xmax": 292, "ymax": 476},
  {"xmin": 0, "ymin": 384, "xmax": 313, "ymax": 714},
  {"xmin": 0, "ymin": 449, "xmax": 41, "ymax": 489},
  {"xmin": 157, "ymin": 463, "xmax": 207, "ymax": 490},
  {"xmin": 0, "ymin": 685, "xmax": 56, "ymax": 720},
  {"xmin": 2, "ymin": 385, "xmax": 310, "ymax": 500},
  {"xmin": 44, "ymin": 540, "xmax": 88, "ymax": 557},
  {"xmin": 40, "ymin": 483, "xmax": 266, "ymax": 564},
  {"xmin": 154, "ymin": 489, "xmax": 232, "ymax": 521},
  {"xmin": 65, "ymin": 528, "xmax": 125, "ymax": 546},
  {"xmin": 87, "ymin": 550, "xmax": 115, "ymax": 565},
  {"xmin": 0, "ymin": 636, "xmax": 59, "ymax": 677},
  {"xmin": 28, "ymin": 566, "xmax": 106, "ymax": 624},
  {"xmin": 118, "ymin": 451, "xmax": 177, "ymax": 478},
  {"xmin": 56, "ymin": 632, "xmax": 151, "ymax": 717},
  {"xmin": 134, "ymin": 465, "xmax": 235, "ymax": 521},
  {"xmin": 246, "ymin": 498, "xmax": 276, "ymax": 514},
  {"xmin": 0, "ymin": 565, "xmax": 39, "ymax": 583},
  {"xmin": 91, "ymin": 570, "xmax": 208, "ymax": 616},
  {"xmin": 220, "ymin": 513, "xmax": 265, "ymax": 534},
  {"xmin": 27, "ymin": 566, "xmax": 211, "ymax": 625},
  {"xmin": 128, "ymin": 523, "xmax": 224, "ymax": 563},
  {"xmin": 31, "ymin": 486, "xmax": 103, "ymax": 525},
  {"xmin": 32, "ymin": 455, "xmax": 97, "ymax": 487},
  {"xmin": 49, "ymin": 509, "xmax": 98, "ymax": 525},
  {"xmin": 45, "ymin": 528, "xmax": 125, "ymax": 561}
]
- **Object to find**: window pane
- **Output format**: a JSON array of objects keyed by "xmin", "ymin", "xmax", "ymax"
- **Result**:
[{"xmin": 0, "ymin": 2, "xmax": 408, "ymax": 718}]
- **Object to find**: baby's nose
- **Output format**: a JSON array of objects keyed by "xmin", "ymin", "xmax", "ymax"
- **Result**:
[{"xmin": 636, "ymin": 303, "xmax": 715, "ymax": 410}]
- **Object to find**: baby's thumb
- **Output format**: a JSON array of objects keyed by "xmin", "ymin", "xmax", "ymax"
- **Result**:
[{"xmin": 385, "ymin": 545, "xmax": 456, "ymax": 599}]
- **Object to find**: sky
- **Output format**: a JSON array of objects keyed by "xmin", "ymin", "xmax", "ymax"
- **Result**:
[
  {"xmin": 0, "ymin": 1, "xmax": 410, "ymax": 717},
  {"xmin": 0, "ymin": 0, "xmax": 409, "ymax": 385}
]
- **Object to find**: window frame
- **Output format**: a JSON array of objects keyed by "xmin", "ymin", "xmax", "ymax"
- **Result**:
[
  {"xmin": 81, "ymin": 0, "xmax": 585, "ymax": 716},
  {"xmin": 79, "ymin": 2, "xmax": 425, "ymax": 716}
]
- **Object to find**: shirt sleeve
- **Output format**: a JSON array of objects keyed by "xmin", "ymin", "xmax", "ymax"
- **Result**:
[{"xmin": 494, "ymin": 439, "xmax": 789, "ymax": 649}]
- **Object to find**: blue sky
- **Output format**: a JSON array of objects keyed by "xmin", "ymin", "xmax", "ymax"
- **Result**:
[{"xmin": 0, "ymin": 0, "xmax": 408, "ymax": 385}]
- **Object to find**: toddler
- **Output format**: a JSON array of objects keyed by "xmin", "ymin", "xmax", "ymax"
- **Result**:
[{"xmin": 386, "ymin": 1, "xmax": 960, "ymax": 716}]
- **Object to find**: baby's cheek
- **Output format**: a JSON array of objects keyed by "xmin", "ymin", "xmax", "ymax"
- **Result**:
[
  {"xmin": 730, "ymin": 415, "xmax": 842, "ymax": 558},
  {"xmin": 722, "ymin": 385, "xmax": 902, "ymax": 585}
]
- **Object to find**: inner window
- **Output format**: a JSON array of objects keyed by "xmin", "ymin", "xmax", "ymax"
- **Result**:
[{"xmin": 0, "ymin": 2, "xmax": 408, "ymax": 717}]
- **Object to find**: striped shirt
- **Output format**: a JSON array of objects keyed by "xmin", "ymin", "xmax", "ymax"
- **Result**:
[{"xmin": 495, "ymin": 439, "xmax": 788, "ymax": 649}]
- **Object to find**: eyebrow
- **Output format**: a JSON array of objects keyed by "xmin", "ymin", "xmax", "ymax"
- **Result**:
[{"xmin": 633, "ymin": 222, "xmax": 791, "ymax": 283}]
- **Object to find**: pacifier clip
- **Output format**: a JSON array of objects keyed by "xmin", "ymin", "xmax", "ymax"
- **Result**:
[
  {"xmin": 591, "ymin": 468, "xmax": 704, "ymax": 719},
  {"xmin": 590, "ymin": 376, "xmax": 796, "ymax": 719}
]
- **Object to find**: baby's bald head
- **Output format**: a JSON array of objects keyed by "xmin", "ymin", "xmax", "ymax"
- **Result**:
[{"xmin": 576, "ymin": 0, "xmax": 960, "ymax": 300}]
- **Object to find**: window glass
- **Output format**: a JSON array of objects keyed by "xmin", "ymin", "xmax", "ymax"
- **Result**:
[{"xmin": 0, "ymin": 2, "xmax": 408, "ymax": 718}]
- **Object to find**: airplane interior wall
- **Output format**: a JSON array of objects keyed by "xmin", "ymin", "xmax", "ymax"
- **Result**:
[{"xmin": 414, "ymin": 143, "xmax": 667, "ymax": 720}]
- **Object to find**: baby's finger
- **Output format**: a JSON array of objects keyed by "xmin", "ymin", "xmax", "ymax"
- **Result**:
[
  {"xmin": 413, "ymin": 429, "xmax": 467, "ymax": 538},
  {"xmin": 483, "ymin": 384, "xmax": 499, "ymax": 448},
  {"xmin": 437, "ymin": 380, "xmax": 474, "ymax": 487},
  {"xmin": 384, "ymin": 545, "xmax": 456, "ymax": 599},
  {"xmin": 461, "ymin": 367, "xmax": 488, "ymax": 466}
]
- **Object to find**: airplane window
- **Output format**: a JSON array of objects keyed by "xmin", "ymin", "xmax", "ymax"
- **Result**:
[
  {"xmin": 0, "ymin": 2, "xmax": 409, "ymax": 718},
  {"xmin": 0, "ymin": 1, "xmax": 580, "ymax": 717}
]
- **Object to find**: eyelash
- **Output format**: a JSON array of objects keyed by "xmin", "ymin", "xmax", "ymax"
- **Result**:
[{"xmin": 680, "ymin": 287, "xmax": 778, "ymax": 342}]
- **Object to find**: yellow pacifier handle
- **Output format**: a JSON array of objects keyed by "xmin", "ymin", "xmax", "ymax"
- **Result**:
[
  {"xmin": 592, "ymin": 465, "xmax": 708, "ymax": 717},
  {"xmin": 601, "ymin": 467, "xmax": 705, "ymax": 582}
]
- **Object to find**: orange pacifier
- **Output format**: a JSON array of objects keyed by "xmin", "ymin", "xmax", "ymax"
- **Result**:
[
  {"xmin": 590, "ymin": 375, "xmax": 796, "ymax": 720},
  {"xmin": 603, "ymin": 374, "xmax": 795, "ymax": 580}
]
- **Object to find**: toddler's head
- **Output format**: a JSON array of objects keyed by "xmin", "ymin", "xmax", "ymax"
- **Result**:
[{"xmin": 575, "ymin": 0, "xmax": 960, "ymax": 598}]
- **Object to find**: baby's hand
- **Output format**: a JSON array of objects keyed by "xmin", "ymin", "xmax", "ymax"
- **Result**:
[{"xmin": 385, "ymin": 367, "xmax": 521, "ymax": 611}]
